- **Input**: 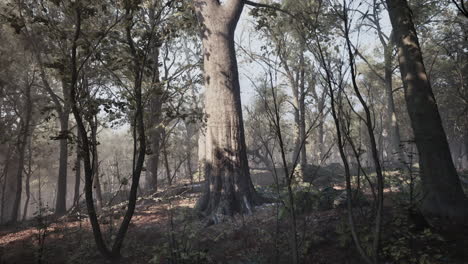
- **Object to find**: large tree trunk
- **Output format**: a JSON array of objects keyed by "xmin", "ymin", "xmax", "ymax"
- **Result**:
[
  {"xmin": 55, "ymin": 112, "xmax": 69, "ymax": 215},
  {"xmin": 387, "ymin": 0, "xmax": 468, "ymax": 223},
  {"xmin": 194, "ymin": 0, "xmax": 259, "ymax": 219}
]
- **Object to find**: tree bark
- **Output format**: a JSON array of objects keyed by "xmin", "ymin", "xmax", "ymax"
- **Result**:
[
  {"xmin": 162, "ymin": 131, "xmax": 172, "ymax": 186},
  {"xmin": 55, "ymin": 111, "xmax": 69, "ymax": 215},
  {"xmin": 91, "ymin": 119, "xmax": 103, "ymax": 210},
  {"xmin": 147, "ymin": 36, "xmax": 162, "ymax": 192},
  {"xmin": 73, "ymin": 127, "xmax": 82, "ymax": 207},
  {"xmin": 194, "ymin": 0, "xmax": 259, "ymax": 218},
  {"xmin": 462, "ymin": 132, "xmax": 468, "ymax": 170},
  {"xmin": 298, "ymin": 48, "xmax": 307, "ymax": 170},
  {"xmin": 22, "ymin": 130, "xmax": 34, "ymax": 221},
  {"xmin": 387, "ymin": 0, "xmax": 468, "ymax": 223},
  {"xmin": 11, "ymin": 78, "xmax": 33, "ymax": 222},
  {"xmin": 383, "ymin": 39, "xmax": 406, "ymax": 166}
]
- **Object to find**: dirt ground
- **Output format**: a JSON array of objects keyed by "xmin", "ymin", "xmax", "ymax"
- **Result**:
[
  {"xmin": 0, "ymin": 184, "xmax": 363, "ymax": 264},
  {"xmin": 1, "ymin": 178, "xmax": 467, "ymax": 264}
]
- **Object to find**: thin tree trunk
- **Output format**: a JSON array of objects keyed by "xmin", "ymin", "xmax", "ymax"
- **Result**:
[
  {"xmin": 185, "ymin": 121, "xmax": 195, "ymax": 185},
  {"xmin": 299, "ymin": 47, "xmax": 307, "ymax": 171},
  {"xmin": 22, "ymin": 132, "xmax": 34, "ymax": 221},
  {"xmin": 55, "ymin": 112, "xmax": 69, "ymax": 215},
  {"xmin": 162, "ymin": 134, "xmax": 172, "ymax": 186},
  {"xmin": 73, "ymin": 150, "xmax": 81, "ymax": 206},
  {"xmin": 344, "ymin": 8, "xmax": 384, "ymax": 260},
  {"xmin": 91, "ymin": 117, "xmax": 103, "ymax": 210},
  {"xmin": 291, "ymin": 85, "xmax": 301, "ymax": 165},
  {"xmin": 387, "ymin": 0, "xmax": 468, "ymax": 224},
  {"xmin": 12, "ymin": 78, "xmax": 33, "ymax": 222},
  {"xmin": 73, "ymin": 128, "xmax": 82, "ymax": 207},
  {"xmin": 0, "ymin": 146, "xmax": 11, "ymax": 223}
]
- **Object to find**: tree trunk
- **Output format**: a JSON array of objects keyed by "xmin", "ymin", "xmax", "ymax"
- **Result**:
[
  {"xmin": 299, "ymin": 49, "xmax": 307, "ymax": 171},
  {"xmin": 92, "ymin": 119, "xmax": 103, "ymax": 210},
  {"xmin": 383, "ymin": 41, "xmax": 405, "ymax": 166},
  {"xmin": 148, "ymin": 112, "xmax": 162, "ymax": 190},
  {"xmin": 0, "ymin": 146, "xmax": 11, "ymax": 223},
  {"xmin": 12, "ymin": 79, "xmax": 33, "ymax": 222},
  {"xmin": 292, "ymin": 94, "xmax": 301, "ymax": 164},
  {"xmin": 387, "ymin": 0, "xmax": 468, "ymax": 223},
  {"xmin": 147, "ymin": 40, "xmax": 162, "ymax": 192},
  {"xmin": 194, "ymin": 0, "xmax": 259, "ymax": 219},
  {"xmin": 22, "ymin": 130, "xmax": 34, "ymax": 221},
  {"xmin": 73, "ymin": 147, "xmax": 81, "ymax": 207},
  {"xmin": 185, "ymin": 123, "xmax": 194, "ymax": 184},
  {"xmin": 55, "ymin": 112, "xmax": 69, "ymax": 215},
  {"xmin": 462, "ymin": 132, "xmax": 468, "ymax": 170},
  {"xmin": 162, "ymin": 133, "xmax": 172, "ymax": 186}
]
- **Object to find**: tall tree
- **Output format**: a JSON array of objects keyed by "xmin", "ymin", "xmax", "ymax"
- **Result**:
[
  {"xmin": 386, "ymin": 0, "xmax": 468, "ymax": 224},
  {"xmin": 193, "ymin": 0, "xmax": 259, "ymax": 220}
]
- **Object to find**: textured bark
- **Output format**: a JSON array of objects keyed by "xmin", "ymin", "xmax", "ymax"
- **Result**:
[
  {"xmin": 147, "ymin": 40, "xmax": 162, "ymax": 192},
  {"xmin": 55, "ymin": 111, "xmax": 69, "ymax": 215},
  {"xmin": 194, "ymin": 0, "xmax": 259, "ymax": 218},
  {"xmin": 387, "ymin": 0, "xmax": 468, "ymax": 223}
]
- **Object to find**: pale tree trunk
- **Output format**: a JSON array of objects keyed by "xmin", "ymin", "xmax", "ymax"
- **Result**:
[
  {"xmin": 22, "ymin": 129, "xmax": 34, "ymax": 221},
  {"xmin": 311, "ymin": 88, "xmax": 326, "ymax": 164},
  {"xmin": 371, "ymin": 0, "xmax": 405, "ymax": 165},
  {"xmin": 387, "ymin": 0, "xmax": 468, "ymax": 224},
  {"xmin": 298, "ymin": 49, "xmax": 307, "ymax": 170},
  {"xmin": 194, "ymin": 0, "xmax": 260, "ymax": 219},
  {"xmin": 383, "ymin": 40, "xmax": 405, "ymax": 166},
  {"xmin": 12, "ymin": 79, "xmax": 33, "ymax": 222},
  {"xmin": 185, "ymin": 120, "xmax": 196, "ymax": 185},
  {"xmin": 292, "ymin": 91, "xmax": 301, "ymax": 164},
  {"xmin": 91, "ymin": 118, "xmax": 103, "ymax": 210},
  {"xmin": 162, "ymin": 130, "xmax": 172, "ymax": 186}
]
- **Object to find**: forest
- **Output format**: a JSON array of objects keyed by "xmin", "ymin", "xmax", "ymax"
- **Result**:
[{"xmin": 0, "ymin": 0, "xmax": 467, "ymax": 263}]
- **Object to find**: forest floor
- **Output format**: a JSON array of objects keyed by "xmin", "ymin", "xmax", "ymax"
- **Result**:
[{"xmin": 1, "ymin": 176, "xmax": 468, "ymax": 264}]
